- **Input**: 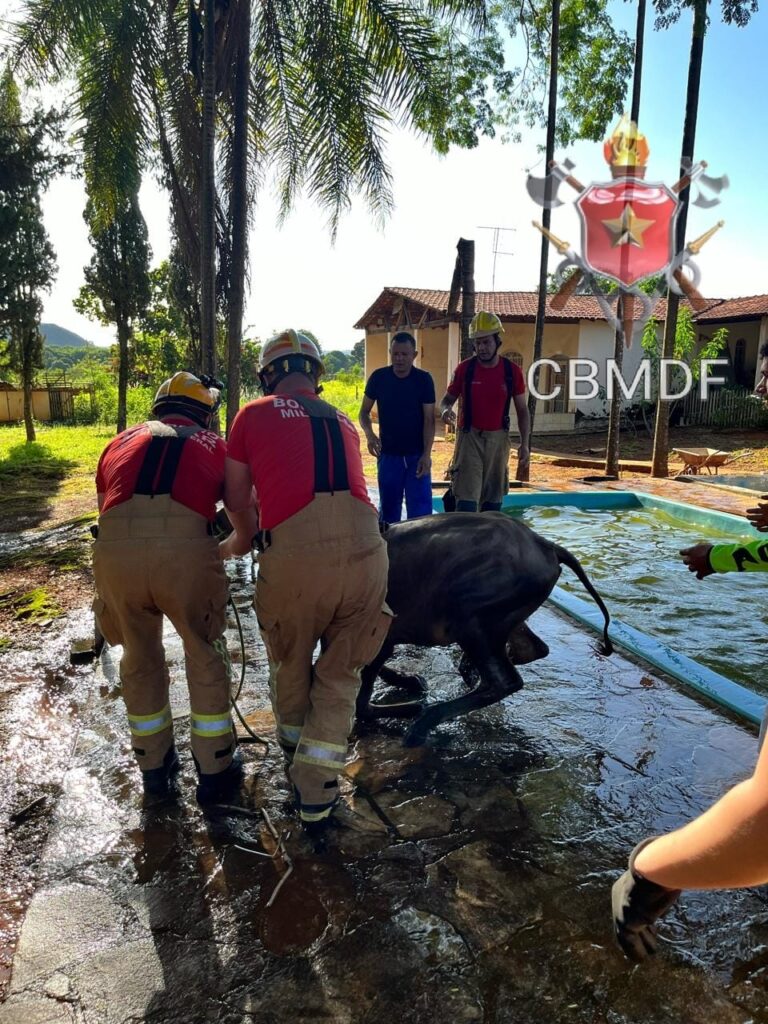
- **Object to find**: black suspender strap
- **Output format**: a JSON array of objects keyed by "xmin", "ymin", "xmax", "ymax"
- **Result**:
[
  {"xmin": 462, "ymin": 356, "xmax": 515, "ymax": 432},
  {"xmin": 325, "ymin": 418, "xmax": 349, "ymax": 492},
  {"xmin": 461, "ymin": 357, "xmax": 476, "ymax": 433},
  {"xmin": 294, "ymin": 396, "xmax": 350, "ymax": 494},
  {"xmin": 134, "ymin": 421, "xmax": 200, "ymax": 498},
  {"xmin": 308, "ymin": 416, "xmax": 331, "ymax": 493},
  {"xmin": 501, "ymin": 358, "xmax": 515, "ymax": 431}
]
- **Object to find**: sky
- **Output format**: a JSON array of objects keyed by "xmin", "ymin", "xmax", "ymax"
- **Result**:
[{"xmin": 2, "ymin": 1, "xmax": 767, "ymax": 352}]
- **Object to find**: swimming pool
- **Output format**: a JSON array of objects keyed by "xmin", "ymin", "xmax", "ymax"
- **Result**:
[
  {"xmin": 498, "ymin": 493, "xmax": 766, "ymax": 706},
  {"xmin": 687, "ymin": 472, "xmax": 768, "ymax": 495}
]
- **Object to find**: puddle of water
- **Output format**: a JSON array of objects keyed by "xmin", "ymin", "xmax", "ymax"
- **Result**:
[{"xmin": 0, "ymin": 608, "xmax": 93, "ymax": 999}]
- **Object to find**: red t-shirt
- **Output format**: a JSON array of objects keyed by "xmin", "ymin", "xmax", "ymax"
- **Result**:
[
  {"xmin": 96, "ymin": 417, "xmax": 226, "ymax": 520},
  {"xmin": 227, "ymin": 390, "xmax": 374, "ymax": 530},
  {"xmin": 447, "ymin": 357, "xmax": 525, "ymax": 431}
]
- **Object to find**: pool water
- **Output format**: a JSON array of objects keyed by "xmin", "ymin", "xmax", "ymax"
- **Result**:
[
  {"xmin": 519, "ymin": 504, "xmax": 768, "ymax": 696},
  {"xmin": 695, "ymin": 473, "xmax": 768, "ymax": 494}
]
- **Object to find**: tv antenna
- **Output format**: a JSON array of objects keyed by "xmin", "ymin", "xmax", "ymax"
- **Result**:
[{"xmin": 478, "ymin": 226, "xmax": 516, "ymax": 290}]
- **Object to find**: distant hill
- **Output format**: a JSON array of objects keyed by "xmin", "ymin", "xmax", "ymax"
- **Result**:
[{"xmin": 40, "ymin": 323, "xmax": 93, "ymax": 348}]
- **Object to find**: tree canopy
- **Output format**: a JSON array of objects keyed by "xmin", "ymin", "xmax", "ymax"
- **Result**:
[{"xmin": 0, "ymin": 64, "xmax": 65, "ymax": 438}]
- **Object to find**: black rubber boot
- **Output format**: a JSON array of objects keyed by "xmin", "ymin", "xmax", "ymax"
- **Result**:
[
  {"xmin": 141, "ymin": 746, "xmax": 181, "ymax": 799},
  {"xmin": 195, "ymin": 750, "xmax": 245, "ymax": 807},
  {"xmin": 301, "ymin": 815, "xmax": 332, "ymax": 853}
]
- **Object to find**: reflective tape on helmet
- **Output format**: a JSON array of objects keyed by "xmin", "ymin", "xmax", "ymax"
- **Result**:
[
  {"xmin": 190, "ymin": 711, "xmax": 233, "ymax": 738},
  {"xmin": 128, "ymin": 704, "xmax": 173, "ymax": 737},
  {"xmin": 293, "ymin": 737, "xmax": 347, "ymax": 770}
]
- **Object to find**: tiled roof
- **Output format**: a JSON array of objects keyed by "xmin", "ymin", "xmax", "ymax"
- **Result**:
[
  {"xmin": 693, "ymin": 295, "xmax": 768, "ymax": 321},
  {"xmin": 354, "ymin": 287, "xmax": 768, "ymax": 329},
  {"xmin": 354, "ymin": 287, "xmax": 609, "ymax": 328}
]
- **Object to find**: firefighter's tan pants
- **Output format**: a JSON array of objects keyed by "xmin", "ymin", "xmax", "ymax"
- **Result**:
[
  {"xmin": 449, "ymin": 428, "xmax": 510, "ymax": 506},
  {"xmin": 92, "ymin": 495, "xmax": 235, "ymax": 776},
  {"xmin": 255, "ymin": 493, "xmax": 390, "ymax": 823}
]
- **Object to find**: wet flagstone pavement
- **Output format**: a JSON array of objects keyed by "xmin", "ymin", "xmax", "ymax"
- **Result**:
[{"xmin": 1, "ymin": 546, "xmax": 767, "ymax": 1024}]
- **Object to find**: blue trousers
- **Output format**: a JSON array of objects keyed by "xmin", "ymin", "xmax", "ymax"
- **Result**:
[{"xmin": 377, "ymin": 453, "xmax": 433, "ymax": 525}]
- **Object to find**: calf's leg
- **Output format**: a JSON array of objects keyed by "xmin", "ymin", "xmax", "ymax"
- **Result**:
[
  {"xmin": 356, "ymin": 639, "xmax": 426, "ymax": 721},
  {"xmin": 403, "ymin": 647, "xmax": 524, "ymax": 748}
]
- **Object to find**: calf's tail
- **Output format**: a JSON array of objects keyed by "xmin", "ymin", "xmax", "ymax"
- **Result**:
[{"xmin": 554, "ymin": 544, "xmax": 613, "ymax": 655}]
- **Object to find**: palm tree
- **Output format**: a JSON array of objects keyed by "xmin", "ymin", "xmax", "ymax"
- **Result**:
[
  {"xmin": 12, "ymin": 0, "xmax": 487, "ymax": 415},
  {"xmin": 200, "ymin": 0, "xmax": 217, "ymax": 380},
  {"xmin": 224, "ymin": 0, "xmax": 251, "ymax": 429}
]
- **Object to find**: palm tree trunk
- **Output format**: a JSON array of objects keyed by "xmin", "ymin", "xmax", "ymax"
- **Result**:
[
  {"xmin": 459, "ymin": 238, "xmax": 475, "ymax": 361},
  {"xmin": 651, "ymin": 0, "xmax": 706, "ymax": 477},
  {"xmin": 523, "ymin": 0, "xmax": 560, "ymax": 481},
  {"xmin": 605, "ymin": 0, "xmax": 646, "ymax": 477},
  {"xmin": 225, "ymin": 0, "xmax": 250, "ymax": 433},
  {"xmin": 117, "ymin": 316, "xmax": 129, "ymax": 433},
  {"xmin": 200, "ymin": 0, "xmax": 217, "ymax": 378}
]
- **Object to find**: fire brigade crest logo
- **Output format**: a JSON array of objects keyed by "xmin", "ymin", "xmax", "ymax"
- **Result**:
[{"xmin": 526, "ymin": 115, "xmax": 728, "ymax": 347}]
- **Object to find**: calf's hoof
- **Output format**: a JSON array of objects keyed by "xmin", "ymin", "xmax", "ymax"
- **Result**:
[
  {"xmin": 397, "ymin": 673, "xmax": 428, "ymax": 697},
  {"xmin": 365, "ymin": 697, "xmax": 424, "ymax": 720},
  {"xmin": 378, "ymin": 668, "xmax": 428, "ymax": 697}
]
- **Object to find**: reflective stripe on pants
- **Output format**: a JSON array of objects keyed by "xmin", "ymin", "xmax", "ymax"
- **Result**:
[
  {"xmin": 255, "ymin": 493, "xmax": 390, "ymax": 820},
  {"xmin": 93, "ymin": 496, "xmax": 235, "ymax": 774}
]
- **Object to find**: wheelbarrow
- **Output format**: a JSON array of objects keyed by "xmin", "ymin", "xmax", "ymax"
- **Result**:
[{"xmin": 671, "ymin": 447, "xmax": 730, "ymax": 475}]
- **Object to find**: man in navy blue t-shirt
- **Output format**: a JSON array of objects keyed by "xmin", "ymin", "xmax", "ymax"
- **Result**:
[{"xmin": 359, "ymin": 332, "xmax": 436, "ymax": 525}]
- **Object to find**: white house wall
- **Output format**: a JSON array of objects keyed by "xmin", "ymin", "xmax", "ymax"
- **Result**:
[{"xmin": 575, "ymin": 321, "xmax": 646, "ymax": 417}]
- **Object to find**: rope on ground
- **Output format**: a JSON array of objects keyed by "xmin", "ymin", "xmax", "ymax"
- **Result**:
[{"xmin": 228, "ymin": 595, "xmax": 270, "ymax": 753}]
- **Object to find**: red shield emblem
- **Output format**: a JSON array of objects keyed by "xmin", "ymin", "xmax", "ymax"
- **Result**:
[{"xmin": 576, "ymin": 179, "xmax": 679, "ymax": 286}]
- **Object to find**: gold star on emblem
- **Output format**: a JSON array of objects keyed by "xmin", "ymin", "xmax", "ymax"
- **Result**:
[{"xmin": 602, "ymin": 203, "xmax": 654, "ymax": 247}]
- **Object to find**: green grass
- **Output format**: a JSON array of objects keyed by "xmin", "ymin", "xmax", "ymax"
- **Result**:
[
  {"xmin": 0, "ymin": 541, "xmax": 90, "ymax": 574},
  {"xmin": 321, "ymin": 379, "xmax": 364, "ymax": 420},
  {"xmin": 0, "ymin": 424, "xmax": 111, "ymax": 484},
  {"xmin": 0, "ymin": 587, "xmax": 62, "ymax": 622}
]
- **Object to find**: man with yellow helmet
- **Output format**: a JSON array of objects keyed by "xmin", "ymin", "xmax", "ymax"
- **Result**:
[
  {"xmin": 438, "ymin": 311, "xmax": 530, "ymax": 511},
  {"xmin": 222, "ymin": 329, "xmax": 390, "ymax": 845},
  {"xmin": 92, "ymin": 371, "xmax": 242, "ymax": 807}
]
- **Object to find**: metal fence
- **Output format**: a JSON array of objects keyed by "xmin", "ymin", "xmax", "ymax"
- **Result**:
[{"xmin": 678, "ymin": 386, "xmax": 768, "ymax": 430}]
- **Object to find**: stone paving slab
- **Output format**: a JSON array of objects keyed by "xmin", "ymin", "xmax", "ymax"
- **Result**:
[{"xmin": 2, "ymin": 565, "xmax": 767, "ymax": 1024}]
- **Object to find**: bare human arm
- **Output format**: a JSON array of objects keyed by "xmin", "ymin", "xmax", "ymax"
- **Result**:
[
  {"xmin": 416, "ymin": 403, "xmax": 436, "ymax": 478},
  {"xmin": 438, "ymin": 391, "xmax": 457, "ymax": 427},
  {"xmin": 358, "ymin": 394, "xmax": 381, "ymax": 458},
  {"xmin": 634, "ymin": 736, "xmax": 768, "ymax": 889},
  {"xmin": 221, "ymin": 457, "xmax": 258, "ymax": 559},
  {"xmin": 612, "ymin": 735, "xmax": 768, "ymax": 961}
]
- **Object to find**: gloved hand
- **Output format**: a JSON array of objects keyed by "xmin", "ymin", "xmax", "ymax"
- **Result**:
[{"xmin": 611, "ymin": 838, "xmax": 682, "ymax": 962}]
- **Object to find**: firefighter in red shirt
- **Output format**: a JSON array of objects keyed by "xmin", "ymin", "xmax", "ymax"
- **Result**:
[
  {"xmin": 222, "ymin": 330, "xmax": 390, "ymax": 842},
  {"xmin": 93, "ymin": 372, "xmax": 242, "ymax": 806},
  {"xmin": 439, "ymin": 311, "xmax": 530, "ymax": 511}
]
